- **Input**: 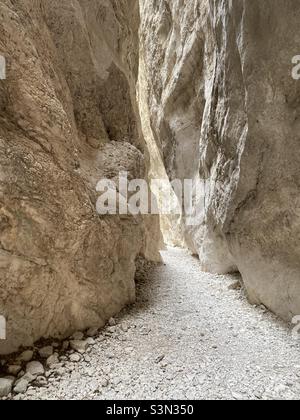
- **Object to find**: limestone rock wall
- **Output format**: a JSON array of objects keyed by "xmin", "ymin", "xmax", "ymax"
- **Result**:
[
  {"xmin": 140, "ymin": 0, "xmax": 300, "ymax": 320},
  {"xmin": 0, "ymin": 0, "xmax": 160, "ymax": 354},
  {"xmin": 138, "ymin": 54, "xmax": 185, "ymax": 248}
]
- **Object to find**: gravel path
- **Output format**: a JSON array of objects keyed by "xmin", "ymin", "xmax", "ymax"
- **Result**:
[{"xmin": 16, "ymin": 248, "xmax": 300, "ymax": 400}]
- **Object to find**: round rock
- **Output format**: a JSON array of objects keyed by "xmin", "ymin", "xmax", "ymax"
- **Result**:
[{"xmin": 26, "ymin": 361, "xmax": 44, "ymax": 377}]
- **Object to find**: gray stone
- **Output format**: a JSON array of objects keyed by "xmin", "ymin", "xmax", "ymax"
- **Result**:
[
  {"xmin": 69, "ymin": 354, "xmax": 81, "ymax": 363},
  {"xmin": 70, "ymin": 340, "xmax": 88, "ymax": 354},
  {"xmin": 26, "ymin": 361, "xmax": 44, "ymax": 377},
  {"xmin": 71, "ymin": 332, "xmax": 84, "ymax": 341},
  {"xmin": 14, "ymin": 379, "xmax": 29, "ymax": 394},
  {"xmin": 46, "ymin": 354, "xmax": 59, "ymax": 368},
  {"xmin": 7, "ymin": 365, "xmax": 22, "ymax": 376},
  {"xmin": 108, "ymin": 318, "xmax": 116, "ymax": 327},
  {"xmin": 86, "ymin": 327, "xmax": 99, "ymax": 337},
  {"xmin": 121, "ymin": 324, "xmax": 129, "ymax": 333},
  {"xmin": 85, "ymin": 337, "xmax": 95, "ymax": 346},
  {"xmin": 39, "ymin": 346, "xmax": 54, "ymax": 359},
  {"xmin": 0, "ymin": 378, "xmax": 14, "ymax": 397},
  {"xmin": 18, "ymin": 350, "xmax": 34, "ymax": 363},
  {"xmin": 107, "ymin": 326, "xmax": 117, "ymax": 334},
  {"xmin": 22, "ymin": 372, "xmax": 36, "ymax": 383}
]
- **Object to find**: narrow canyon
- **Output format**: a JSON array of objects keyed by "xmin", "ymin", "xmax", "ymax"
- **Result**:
[{"xmin": 0, "ymin": 0, "xmax": 300, "ymax": 401}]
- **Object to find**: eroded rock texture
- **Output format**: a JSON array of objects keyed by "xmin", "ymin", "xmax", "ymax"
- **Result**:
[
  {"xmin": 0, "ymin": 0, "xmax": 160, "ymax": 354},
  {"xmin": 141, "ymin": 0, "xmax": 300, "ymax": 320}
]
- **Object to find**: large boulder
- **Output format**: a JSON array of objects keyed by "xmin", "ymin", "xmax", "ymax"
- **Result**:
[{"xmin": 0, "ymin": 0, "xmax": 160, "ymax": 354}]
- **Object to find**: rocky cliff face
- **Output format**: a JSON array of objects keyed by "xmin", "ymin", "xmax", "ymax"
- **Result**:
[
  {"xmin": 1, "ymin": 0, "xmax": 299, "ymax": 354},
  {"xmin": 0, "ymin": 0, "xmax": 160, "ymax": 354},
  {"xmin": 140, "ymin": 0, "xmax": 300, "ymax": 321}
]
